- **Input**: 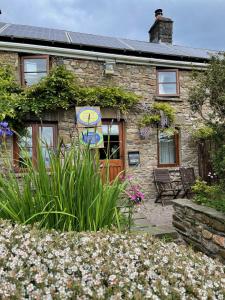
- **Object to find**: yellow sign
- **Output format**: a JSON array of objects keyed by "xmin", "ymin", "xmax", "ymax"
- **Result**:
[{"xmin": 76, "ymin": 107, "xmax": 101, "ymax": 127}]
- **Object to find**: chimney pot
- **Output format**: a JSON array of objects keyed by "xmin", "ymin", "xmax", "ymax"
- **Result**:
[{"xmin": 155, "ymin": 9, "xmax": 163, "ymax": 18}]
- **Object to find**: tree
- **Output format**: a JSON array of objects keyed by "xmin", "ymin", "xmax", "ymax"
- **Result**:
[
  {"xmin": 189, "ymin": 54, "xmax": 225, "ymax": 182},
  {"xmin": 189, "ymin": 53, "xmax": 225, "ymax": 124}
]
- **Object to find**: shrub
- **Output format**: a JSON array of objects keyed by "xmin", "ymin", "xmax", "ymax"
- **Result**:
[
  {"xmin": 0, "ymin": 143, "xmax": 126, "ymax": 231},
  {"xmin": 0, "ymin": 220, "xmax": 224, "ymax": 299},
  {"xmin": 192, "ymin": 179, "xmax": 225, "ymax": 213}
]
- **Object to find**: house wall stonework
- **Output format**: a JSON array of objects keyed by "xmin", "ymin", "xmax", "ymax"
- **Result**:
[{"xmin": 0, "ymin": 50, "xmax": 200, "ymax": 198}]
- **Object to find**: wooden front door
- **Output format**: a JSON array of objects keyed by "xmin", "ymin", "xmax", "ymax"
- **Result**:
[{"xmin": 99, "ymin": 121, "xmax": 125, "ymax": 181}]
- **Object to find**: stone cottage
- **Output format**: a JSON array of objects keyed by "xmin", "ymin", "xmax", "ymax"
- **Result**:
[{"xmin": 0, "ymin": 9, "xmax": 217, "ymax": 197}]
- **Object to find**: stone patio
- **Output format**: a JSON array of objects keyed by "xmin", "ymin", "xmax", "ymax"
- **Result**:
[{"xmin": 132, "ymin": 199, "xmax": 177, "ymax": 238}]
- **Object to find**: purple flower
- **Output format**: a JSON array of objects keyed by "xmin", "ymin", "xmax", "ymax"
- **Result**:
[
  {"xmin": 0, "ymin": 121, "xmax": 8, "ymax": 128},
  {"xmin": 0, "ymin": 121, "xmax": 13, "ymax": 137}
]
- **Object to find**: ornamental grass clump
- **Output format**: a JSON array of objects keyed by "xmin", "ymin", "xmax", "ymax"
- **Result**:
[
  {"xmin": 0, "ymin": 220, "xmax": 224, "ymax": 299},
  {"xmin": 0, "ymin": 144, "xmax": 126, "ymax": 231}
]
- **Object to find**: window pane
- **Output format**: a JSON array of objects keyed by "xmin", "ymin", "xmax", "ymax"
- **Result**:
[
  {"xmin": 158, "ymin": 71, "xmax": 176, "ymax": 83},
  {"xmin": 24, "ymin": 59, "xmax": 47, "ymax": 73},
  {"xmin": 159, "ymin": 132, "xmax": 176, "ymax": 164},
  {"xmin": 18, "ymin": 127, "xmax": 33, "ymax": 167},
  {"xmin": 102, "ymin": 125, "xmax": 119, "ymax": 135},
  {"xmin": 39, "ymin": 126, "xmax": 54, "ymax": 167},
  {"xmin": 24, "ymin": 72, "xmax": 47, "ymax": 86},
  {"xmin": 19, "ymin": 127, "xmax": 32, "ymax": 147},
  {"xmin": 159, "ymin": 83, "xmax": 177, "ymax": 95},
  {"xmin": 100, "ymin": 124, "xmax": 120, "ymax": 160},
  {"xmin": 39, "ymin": 126, "xmax": 54, "ymax": 146}
]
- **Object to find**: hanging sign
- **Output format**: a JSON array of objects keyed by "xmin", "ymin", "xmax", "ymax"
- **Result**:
[
  {"xmin": 76, "ymin": 106, "xmax": 102, "ymax": 127},
  {"xmin": 76, "ymin": 106, "xmax": 104, "ymax": 148},
  {"xmin": 80, "ymin": 128, "xmax": 103, "ymax": 148}
]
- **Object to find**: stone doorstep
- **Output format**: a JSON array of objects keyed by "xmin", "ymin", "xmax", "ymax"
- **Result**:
[{"xmin": 131, "ymin": 224, "xmax": 178, "ymax": 240}]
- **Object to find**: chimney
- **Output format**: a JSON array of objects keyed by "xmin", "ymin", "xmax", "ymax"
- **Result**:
[{"xmin": 149, "ymin": 9, "xmax": 173, "ymax": 44}]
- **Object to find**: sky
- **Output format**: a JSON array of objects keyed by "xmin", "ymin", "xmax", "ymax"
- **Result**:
[{"xmin": 0, "ymin": 0, "xmax": 225, "ymax": 50}]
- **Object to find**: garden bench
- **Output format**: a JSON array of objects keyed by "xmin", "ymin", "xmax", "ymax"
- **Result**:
[
  {"xmin": 179, "ymin": 167, "xmax": 196, "ymax": 198},
  {"xmin": 153, "ymin": 168, "xmax": 182, "ymax": 205}
]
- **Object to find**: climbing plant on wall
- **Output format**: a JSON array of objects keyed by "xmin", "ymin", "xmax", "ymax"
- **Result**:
[{"xmin": 0, "ymin": 65, "xmax": 140, "ymax": 130}]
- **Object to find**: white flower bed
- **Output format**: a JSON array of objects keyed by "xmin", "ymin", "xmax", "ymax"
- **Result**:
[{"xmin": 0, "ymin": 219, "xmax": 224, "ymax": 299}]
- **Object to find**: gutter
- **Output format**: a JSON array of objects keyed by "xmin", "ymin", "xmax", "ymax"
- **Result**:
[{"xmin": 0, "ymin": 41, "xmax": 208, "ymax": 70}]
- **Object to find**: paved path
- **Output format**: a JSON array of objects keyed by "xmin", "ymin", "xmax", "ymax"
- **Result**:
[{"xmin": 132, "ymin": 200, "xmax": 177, "ymax": 238}]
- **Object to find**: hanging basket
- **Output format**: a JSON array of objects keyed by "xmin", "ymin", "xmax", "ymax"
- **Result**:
[{"xmin": 139, "ymin": 126, "xmax": 152, "ymax": 140}]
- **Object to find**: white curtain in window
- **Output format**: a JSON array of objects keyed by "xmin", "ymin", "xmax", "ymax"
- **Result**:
[{"xmin": 159, "ymin": 133, "xmax": 175, "ymax": 164}]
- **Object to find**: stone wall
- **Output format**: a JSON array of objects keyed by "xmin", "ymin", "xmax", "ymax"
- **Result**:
[
  {"xmin": 173, "ymin": 199, "xmax": 225, "ymax": 263},
  {"xmin": 0, "ymin": 50, "xmax": 201, "ymax": 198}
]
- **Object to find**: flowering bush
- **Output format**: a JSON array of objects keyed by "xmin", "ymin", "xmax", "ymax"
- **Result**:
[
  {"xmin": 192, "ymin": 179, "xmax": 225, "ymax": 213},
  {"xmin": 121, "ymin": 175, "xmax": 144, "ymax": 205},
  {"xmin": 0, "ymin": 219, "xmax": 224, "ymax": 299}
]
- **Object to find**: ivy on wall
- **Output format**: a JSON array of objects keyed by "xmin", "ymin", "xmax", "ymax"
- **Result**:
[{"xmin": 0, "ymin": 65, "xmax": 139, "ymax": 130}]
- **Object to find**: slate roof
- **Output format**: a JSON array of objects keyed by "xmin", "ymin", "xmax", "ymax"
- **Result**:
[{"xmin": 0, "ymin": 22, "xmax": 220, "ymax": 61}]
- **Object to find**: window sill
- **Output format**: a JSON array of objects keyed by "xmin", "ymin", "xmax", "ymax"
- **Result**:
[
  {"xmin": 154, "ymin": 96, "xmax": 182, "ymax": 102},
  {"xmin": 157, "ymin": 165, "xmax": 180, "ymax": 170}
]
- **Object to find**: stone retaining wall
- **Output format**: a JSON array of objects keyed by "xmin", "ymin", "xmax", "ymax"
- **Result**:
[{"xmin": 173, "ymin": 199, "xmax": 225, "ymax": 262}]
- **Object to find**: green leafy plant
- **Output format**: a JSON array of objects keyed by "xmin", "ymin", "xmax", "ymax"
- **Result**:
[
  {"xmin": 192, "ymin": 179, "xmax": 225, "ymax": 213},
  {"xmin": 152, "ymin": 103, "xmax": 175, "ymax": 123},
  {"xmin": 0, "ymin": 65, "xmax": 139, "ymax": 130},
  {"xmin": 0, "ymin": 143, "xmax": 127, "ymax": 231},
  {"xmin": 138, "ymin": 114, "xmax": 160, "ymax": 128},
  {"xmin": 188, "ymin": 55, "xmax": 225, "ymax": 191},
  {"xmin": 138, "ymin": 103, "xmax": 176, "ymax": 128},
  {"xmin": 192, "ymin": 125, "xmax": 215, "ymax": 141}
]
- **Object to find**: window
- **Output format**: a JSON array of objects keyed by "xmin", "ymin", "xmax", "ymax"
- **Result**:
[
  {"xmin": 99, "ymin": 123, "xmax": 121, "ymax": 160},
  {"xmin": 14, "ymin": 123, "xmax": 57, "ymax": 169},
  {"xmin": 21, "ymin": 56, "xmax": 49, "ymax": 86},
  {"xmin": 157, "ymin": 69, "xmax": 179, "ymax": 96},
  {"xmin": 158, "ymin": 130, "xmax": 179, "ymax": 167}
]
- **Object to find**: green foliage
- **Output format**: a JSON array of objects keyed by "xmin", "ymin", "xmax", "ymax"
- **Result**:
[
  {"xmin": 152, "ymin": 102, "xmax": 176, "ymax": 123},
  {"xmin": 189, "ymin": 54, "xmax": 225, "ymax": 122},
  {"xmin": 192, "ymin": 179, "xmax": 225, "ymax": 213},
  {"xmin": 138, "ymin": 114, "xmax": 160, "ymax": 127},
  {"xmin": 0, "ymin": 144, "xmax": 126, "ymax": 231},
  {"xmin": 0, "ymin": 65, "xmax": 139, "ymax": 128},
  {"xmin": 212, "ymin": 144, "xmax": 225, "ymax": 182},
  {"xmin": 138, "ymin": 103, "xmax": 176, "ymax": 135},
  {"xmin": 189, "ymin": 55, "xmax": 225, "ymax": 193},
  {"xmin": 0, "ymin": 66, "xmax": 22, "ymax": 120},
  {"xmin": 77, "ymin": 86, "xmax": 139, "ymax": 113},
  {"xmin": 192, "ymin": 125, "xmax": 215, "ymax": 141}
]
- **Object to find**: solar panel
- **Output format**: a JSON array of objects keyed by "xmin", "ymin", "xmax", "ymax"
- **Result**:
[
  {"xmin": 0, "ymin": 24, "xmax": 69, "ymax": 43},
  {"xmin": 121, "ymin": 39, "xmax": 177, "ymax": 56},
  {"xmin": 69, "ymin": 31, "xmax": 130, "ymax": 50},
  {"xmin": 0, "ymin": 22, "xmax": 6, "ymax": 30},
  {"xmin": 0, "ymin": 22, "xmax": 220, "ymax": 60},
  {"xmin": 167, "ymin": 45, "xmax": 218, "ymax": 59}
]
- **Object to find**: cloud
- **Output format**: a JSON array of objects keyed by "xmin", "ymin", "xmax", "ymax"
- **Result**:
[{"xmin": 0, "ymin": 0, "xmax": 224, "ymax": 50}]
